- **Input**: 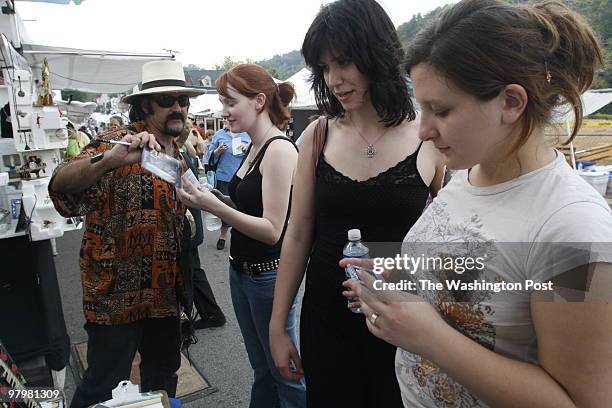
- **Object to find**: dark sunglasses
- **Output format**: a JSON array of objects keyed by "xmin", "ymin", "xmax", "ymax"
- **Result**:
[{"xmin": 151, "ymin": 94, "xmax": 190, "ymax": 108}]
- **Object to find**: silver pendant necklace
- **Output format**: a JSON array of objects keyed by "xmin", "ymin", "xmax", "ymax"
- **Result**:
[
  {"xmin": 349, "ymin": 115, "xmax": 389, "ymax": 158},
  {"xmin": 365, "ymin": 144, "xmax": 377, "ymax": 158}
]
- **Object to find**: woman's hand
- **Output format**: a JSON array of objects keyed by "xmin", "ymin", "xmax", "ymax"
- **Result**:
[
  {"xmin": 339, "ymin": 257, "xmax": 395, "ymax": 282},
  {"xmin": 177, "ymin": 179, "xmax": 221, "ymax": 213},
  {"xmin": 269, "ymin": 327, "xmax": 304, "ymax": 381},
  {"xmin": 339, "ymin": 257, "xmax": 374, "ymax": 310},
  {"xmin": 340, "ymin": 259, "xmax": 448, "ymax": 359}
]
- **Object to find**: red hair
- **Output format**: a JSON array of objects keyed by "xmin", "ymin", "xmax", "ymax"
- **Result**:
[{"xmin": 216, "ymin": 64, "xmax": 295, "ymax": 129}]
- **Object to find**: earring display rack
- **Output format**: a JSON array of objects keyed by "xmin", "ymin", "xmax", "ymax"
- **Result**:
[{"xmin": 0, "ymin": 35, "xmax": 78, "ymax": 242}]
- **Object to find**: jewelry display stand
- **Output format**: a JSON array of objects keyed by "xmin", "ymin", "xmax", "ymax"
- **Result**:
[
  {"xmin": 0, "ymin": 34, "xmax": 73, "ymax": 395},
  {"xmin": 0, "ymin": 35, "xmax": 75, "ymax": 242},
  {"xmin": 21, "ymin": 178, "xmax": 64, "ymax": 241}
]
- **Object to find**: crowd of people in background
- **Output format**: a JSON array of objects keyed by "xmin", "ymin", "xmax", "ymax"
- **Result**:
[{"xmin": 49, "ymin": 0, "xmax": 612, "ymax": 407}]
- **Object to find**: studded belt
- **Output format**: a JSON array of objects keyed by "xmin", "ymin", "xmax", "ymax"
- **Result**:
[{"xmin": 229, "ymin": 256, "xmax": 280, "ymax": 276}]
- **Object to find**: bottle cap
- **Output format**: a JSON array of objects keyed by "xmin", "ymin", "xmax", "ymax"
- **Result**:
[{"xmin": 347, "ymin": 229, "xmax": 361, "ymax": 241}]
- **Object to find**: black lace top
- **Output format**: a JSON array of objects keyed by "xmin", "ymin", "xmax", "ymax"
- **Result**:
[{"xmin": 303, "ymin": 131, "xmax": 430, "ymax": 316}]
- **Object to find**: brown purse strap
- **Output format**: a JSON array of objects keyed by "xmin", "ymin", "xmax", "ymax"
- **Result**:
[{"xmin": 311, "ymin": 116, "xmax": 328, "ymax": 168}]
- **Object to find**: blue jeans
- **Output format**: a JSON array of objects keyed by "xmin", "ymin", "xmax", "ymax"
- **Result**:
[{"xmin": 230, "ymin": 266, "xmax": 306, "ymax": 408}]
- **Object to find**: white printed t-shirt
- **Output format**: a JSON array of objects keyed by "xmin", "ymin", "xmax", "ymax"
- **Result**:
[{"xmin": 396, "ymin": 152, "xmax": 612, "ymax": 407}]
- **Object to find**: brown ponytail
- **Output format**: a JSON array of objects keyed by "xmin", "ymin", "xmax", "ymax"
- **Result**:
[
  {"xmin": 526, "ymin": 2, "xmax": 603, "ymax": 143},
  {"xmin": 406, "ymin": 0, "xmax": 603, "ymax": 150},
  {"xmin": 216, "ymin": 64, "xmax": 296, "ymax": 129}
]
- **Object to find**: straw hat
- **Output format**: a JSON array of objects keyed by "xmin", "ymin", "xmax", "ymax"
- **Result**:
[{"xmin": 122, "ymin": 60, "xmax": 205, "ymax": 104}]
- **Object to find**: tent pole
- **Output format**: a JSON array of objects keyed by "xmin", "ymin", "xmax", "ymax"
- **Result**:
[
  {"xmin": 22, "ymin": 50, "xmax": 173, "ymax": 58},
  {"xmin": 566, "ymin": 120, "xmax": 576, "ymax": 169}
]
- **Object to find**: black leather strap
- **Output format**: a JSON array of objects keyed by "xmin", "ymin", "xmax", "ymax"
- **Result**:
[
  {"xmin": 140, "ymin": 79, "xmax": 186, "ymax": 90},
  {"xmin": 230, "ymin": 257, "xmax": 280, "ymax": 276},
  {"xmin": 90, "ymin": 152, "xmax": 104, "ymax": 164},
  {"xmin": 245, "ymin": 135, "xmax": 298, "ymax": 175}
]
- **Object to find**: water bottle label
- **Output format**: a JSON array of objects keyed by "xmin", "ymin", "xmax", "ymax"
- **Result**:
[
  {"xmin": 343, "ymin": 236, "xmax": 367, "ymax": 314},
  {"xmin": 345, "ymin": 264, "xmax": 359, "ymax": 280}
]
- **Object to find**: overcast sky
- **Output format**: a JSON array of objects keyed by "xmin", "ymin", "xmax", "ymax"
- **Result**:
[{"xmin": 16, "ymin": 0, "xmax": 453, "ymax": 69}]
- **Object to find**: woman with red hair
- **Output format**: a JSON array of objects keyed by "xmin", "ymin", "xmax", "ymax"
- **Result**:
[{"xmin": 177, "ymin": 64, "xmax": 306, "ymax": 408}]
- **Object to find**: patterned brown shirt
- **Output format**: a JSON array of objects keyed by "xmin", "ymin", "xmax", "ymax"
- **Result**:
[{"xmin": 49, "ymin": 122, "xmax": 186, "ymax": 325}]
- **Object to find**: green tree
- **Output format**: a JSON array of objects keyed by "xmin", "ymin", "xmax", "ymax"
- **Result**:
[
  {"xmin": 396, "ymin": 6, "xmax": 446, "ymax": 48},
  {"xmin": 397, "ymin": 0, "xmax": 611, "ymax": 89},
  {"xmin": 214, "ymin": 56, "xmax": 253, "ymax": 71},
  {"xmin": 256, "ymin": 50, "xmax": 305, "ymax": 80},
  {"xmin": 185, "ymin": 63, "xmax": 203, "ymax": 70},
  {"xmin": 264, "ymin": 67, "xmax": 281, "ymax": 79},
  {"xmin": 508, "ymin": 0, "xmax": 611, "ymax": 89}
]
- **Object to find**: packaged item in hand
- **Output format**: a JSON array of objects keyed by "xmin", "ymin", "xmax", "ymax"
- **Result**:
[
  {"xmin": 141, "ymin": 147, "xmax": 181, "ymax": 186},
  {"xmin": 181, "ymin": 168, "xmax": 201, "ymax": 190},
  {"xmin": 194, "ymin": 176, "xmax": 222, "ymax": 231}
]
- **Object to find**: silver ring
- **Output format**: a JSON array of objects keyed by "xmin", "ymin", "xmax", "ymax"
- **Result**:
[{"xmin": 370, "ymin": 312, "xmax": 379, "ymax": 326}]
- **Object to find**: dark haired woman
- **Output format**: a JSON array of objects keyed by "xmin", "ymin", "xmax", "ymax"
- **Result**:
[
  {"xmin": 269, "ymin": 0, "xmax": 445, "ymax": 406},
  {"xmin": 342, "ymin": 0, "xmax": 612, "ymax": 407},
  {"xmin": 177, "ymin": 64, "xmax": 306, "ymax": 408}
]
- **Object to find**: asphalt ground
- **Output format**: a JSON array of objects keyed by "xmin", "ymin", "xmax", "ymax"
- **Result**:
[{"xmin": 53, "ymin": 227, "xmax": 279, "ymax": 408}]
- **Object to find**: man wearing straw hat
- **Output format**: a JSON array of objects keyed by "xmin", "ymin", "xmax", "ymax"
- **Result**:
[{"xmin": 49, "ymin": 60, "xmax": 204, "ymax": 408}]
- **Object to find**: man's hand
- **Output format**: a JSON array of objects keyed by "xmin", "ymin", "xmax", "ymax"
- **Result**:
[
  {"xmin": 214, "ymin": 142, "xmax": 229, "ymax": 157},
  {"xmin": 103, "ymin": 132, "xmax": 161, "ymax": 170}
]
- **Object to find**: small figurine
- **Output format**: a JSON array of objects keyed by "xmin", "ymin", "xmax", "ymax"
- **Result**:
[{"xmin": 36, "ymin": 58, "xmax": 53, "ymax": 106}]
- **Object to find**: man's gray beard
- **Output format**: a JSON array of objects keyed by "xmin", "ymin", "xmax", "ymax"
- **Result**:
[{"xmin": 164, "ymin": 121, "xmax": 184, "ymax": 137}]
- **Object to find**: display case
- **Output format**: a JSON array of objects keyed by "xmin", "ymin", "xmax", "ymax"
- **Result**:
[{"xmin": 0, "ymin": 34, "xmax": 76, "ymax": 241}]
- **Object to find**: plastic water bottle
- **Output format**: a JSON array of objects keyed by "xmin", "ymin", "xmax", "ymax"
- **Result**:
[
  {"xmin": 203, "ymin": 212, "xmax": 222, "ymax": 231},
  {"xmin": 198, "ymin": 177, "xmax": 222, "ymax": 231},
  {"xmin": 342, "ymin": 229, "xmax": 369, "ymax": 314}
]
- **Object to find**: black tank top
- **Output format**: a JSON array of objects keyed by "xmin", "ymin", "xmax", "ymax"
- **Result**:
[
  {"xmin": 304, "ymin": 121, "xmax": 430, "ymax": 314},
  {"xmin": 228, "ymin": 136, "xmax": 298, "ymax": 262}
]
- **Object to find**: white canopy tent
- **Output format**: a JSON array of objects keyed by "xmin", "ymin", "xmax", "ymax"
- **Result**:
[
  {"xmin": 554, "ymin": 90, "xmax": 612, "ymax": 124},
  {"xmin": 189, "ymin": 93, "xmax": 223, "ymax": 117},
  {"xmin": 22, "ymin": 44, "xmax": 174, "ymax": 94},
  {"xmin": 286, "ymin": 67, "xmax": 316, "ymax": 109},
  {"xmin": 54, "ymin": 97, "xmax": 96, "ymax": 123},
  {"xmin": 0, "ymin": 6, "xmax": 175, "ymax": 94},
  {"xmin": 553, "ymin": 90, "xmax": 612, "ymax": 169},
  {"xmin": 89, "ymin": 111, "xmax": 128, "ymax": 126}
]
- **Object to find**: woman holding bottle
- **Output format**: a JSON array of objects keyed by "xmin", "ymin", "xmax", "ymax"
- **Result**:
[
  {"xmin": 177, "ymin": 63, "xmax": 306, "ymax": 408},
  {"xmin": 269, "ymin": 1, "xmax": 445, "ymax": 406}
]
